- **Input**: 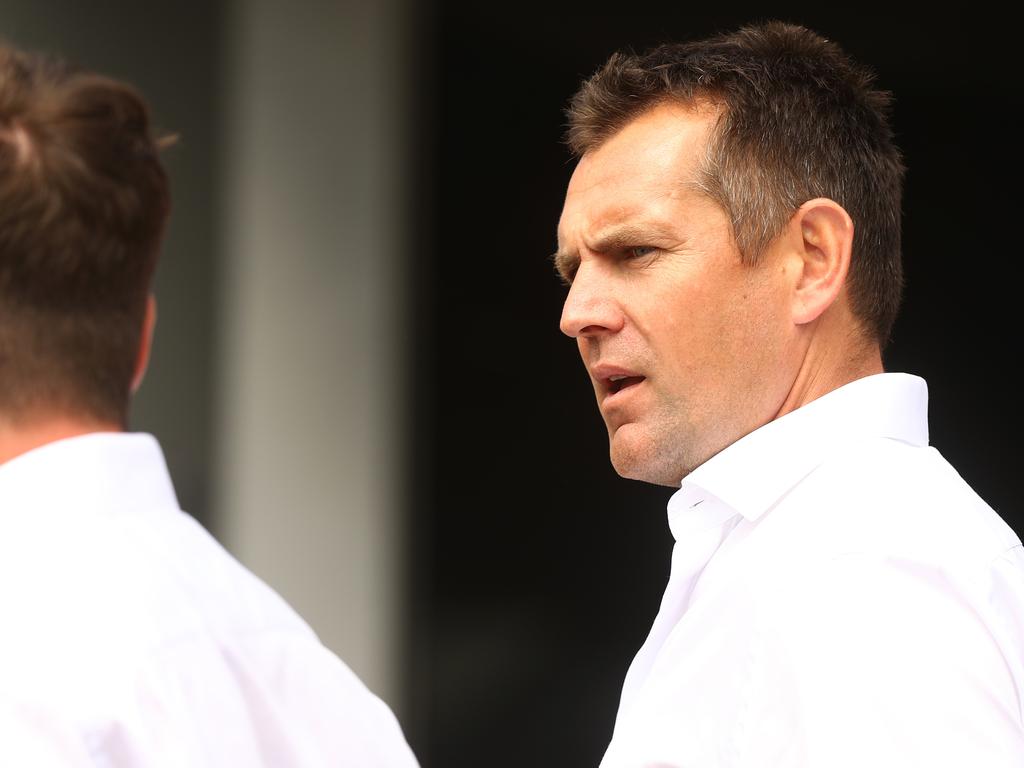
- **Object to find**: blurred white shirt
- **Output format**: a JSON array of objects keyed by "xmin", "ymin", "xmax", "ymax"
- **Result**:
[
  {"xmin": 601, "ymin": 373, "xmax": 1024, "ymax": 768},
  {"xmin": 0, "ymin": 432, "xmax": 419, "ymax": 767}
]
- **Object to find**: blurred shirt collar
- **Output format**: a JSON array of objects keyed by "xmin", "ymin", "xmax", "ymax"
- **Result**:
[{"xmin": 0, "ymin": 431, "xmax": 179, "ymax": 517}]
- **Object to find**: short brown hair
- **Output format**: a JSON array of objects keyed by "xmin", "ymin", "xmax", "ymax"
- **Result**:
[
  {"xmin": 0, "ymin": 45, "xmax": 170, "ymax": 426},
  {"xmin": 567, "ymin": 22, "xmax": 905, "ymax": 345}
]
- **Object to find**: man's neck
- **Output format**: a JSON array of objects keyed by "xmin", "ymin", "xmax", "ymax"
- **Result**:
[
  {"xmin": 0, "ymin": 418, "xmax": 123, "ymax": 466},
  {"xmin": 775, "ymin": 314, "xmax": 886, "ymax": 421}
]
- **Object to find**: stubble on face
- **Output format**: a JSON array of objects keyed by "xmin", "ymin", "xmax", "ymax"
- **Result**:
[{"xmin": 598, "ymin": 263, "xmax": 784, "ymax": 487}]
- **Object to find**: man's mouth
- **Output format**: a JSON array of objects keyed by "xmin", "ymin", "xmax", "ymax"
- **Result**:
[{"xmin": 608, "ymin": 374, "xmax": 646, "ymax": 394}]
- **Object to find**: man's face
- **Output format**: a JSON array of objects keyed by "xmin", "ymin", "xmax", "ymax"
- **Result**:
[{"xmin": 556, "ymin": 102, "xmax": 798, "ymax": 486}]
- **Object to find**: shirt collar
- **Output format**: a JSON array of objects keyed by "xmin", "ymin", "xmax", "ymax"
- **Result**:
[
  {"xmin": 667, "ymin": 373, "xmax": 929, "ymax": 536},
  {"xmin": 0, "ymin": 432, "xmax": 179, "ymax": 516}
]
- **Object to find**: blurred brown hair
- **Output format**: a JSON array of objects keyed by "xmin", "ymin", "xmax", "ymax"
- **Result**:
[
  {"xmin": 567, "ymin": 22, "xmax": 905, "ymax": 346},
  {"xmin": 0, "ymin": 45, "xmax": 171, "ymax": 426}
]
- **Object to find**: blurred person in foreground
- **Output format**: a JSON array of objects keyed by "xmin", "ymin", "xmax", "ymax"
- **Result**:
[
  {"xmin": 0, "ymin": 45, "xmax": 418, "ymax": 767},
  {"xmin": 554, "ymin": 22, "xmax": 1024, "ymax": 767}
]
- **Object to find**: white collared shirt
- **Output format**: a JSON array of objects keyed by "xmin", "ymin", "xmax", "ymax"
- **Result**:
[
  {"xmin": 0, "ymin": 432, "xmax": 419, "ymax": 767},
  {"xmin": 601, "ymin": 373, "xmax": 1024, "ymax": 767}
]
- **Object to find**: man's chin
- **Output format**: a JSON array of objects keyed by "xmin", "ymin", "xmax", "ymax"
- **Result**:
[{"xmin": 608, "ymin": 426, "xmax": 682, "ymax": 487}]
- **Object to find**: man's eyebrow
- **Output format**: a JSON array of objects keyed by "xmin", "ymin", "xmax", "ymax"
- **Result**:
[
  {"xmin": 588, "ymin": 223, "xmax": 679, "ymax": 253},
  {"xmin": 551, "ymin": 222, "xmax": 681, "ymax": 278}
]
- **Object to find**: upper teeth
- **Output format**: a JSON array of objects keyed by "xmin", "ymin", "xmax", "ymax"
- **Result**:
[{"xmin": 610, "ymin": 375, "xmax": 628, "ymax": 382}]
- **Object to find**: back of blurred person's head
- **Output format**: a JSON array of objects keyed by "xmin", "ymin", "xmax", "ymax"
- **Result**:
[{"xmin": 0, "ymin": 44, "xmax": 170, "ymax": 430}]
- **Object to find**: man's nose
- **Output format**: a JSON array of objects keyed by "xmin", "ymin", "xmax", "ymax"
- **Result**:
[{"xmin": 559, "ymin": 263, "xmax": 623, "ymax": 339}]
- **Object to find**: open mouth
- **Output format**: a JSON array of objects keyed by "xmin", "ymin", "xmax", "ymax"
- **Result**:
[{"xmin": 608, "ymin": 374, "xmax": 646, "ymax": 394}]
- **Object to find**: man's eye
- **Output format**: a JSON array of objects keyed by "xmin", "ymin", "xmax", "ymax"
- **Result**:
[{"xmin": 627, "ymin": 246, "xmax": 657, "ymax": 259}]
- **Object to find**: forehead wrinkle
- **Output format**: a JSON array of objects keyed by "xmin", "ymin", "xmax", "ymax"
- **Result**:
[{"xmin": 556, "ymin": 188, "xmax": 685, "ymax": 253}]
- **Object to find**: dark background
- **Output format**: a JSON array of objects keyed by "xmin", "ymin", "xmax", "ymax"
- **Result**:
[{"xmin": 406, "ymin": 5, "xmax": 1020, "ymax": 767}]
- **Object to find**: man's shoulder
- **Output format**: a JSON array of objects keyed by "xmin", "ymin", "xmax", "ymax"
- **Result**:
[
  {"xmin": 0, "ymin": 488, "xmax": 316, "ymax": 681},
  {"xmin": 779, "ymin": 436, "xmax": 1021, "ymax": 571},
  {"xmin": 0, "ymin": 487, "xmax": 422, "ymax": 766},
  {"xmin": 716, "ymin": 436, "xmax": 1024, "ymax": 642},
  {"xmin": 712, "ymin": 439, "xmax": 1024, "ymax": 735},
  {"xmin": 1, "ymin": 431, "xmax": 313, "ymax": 644}
]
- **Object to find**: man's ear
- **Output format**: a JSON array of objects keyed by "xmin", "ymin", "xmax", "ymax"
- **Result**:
[
  {"xmin": 131, "ymin": 294, "xmax": 157, "ymax": 395},
  {"xmin": 788, "ymin": 198, "xmax": 854, "ymax": 326}
]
